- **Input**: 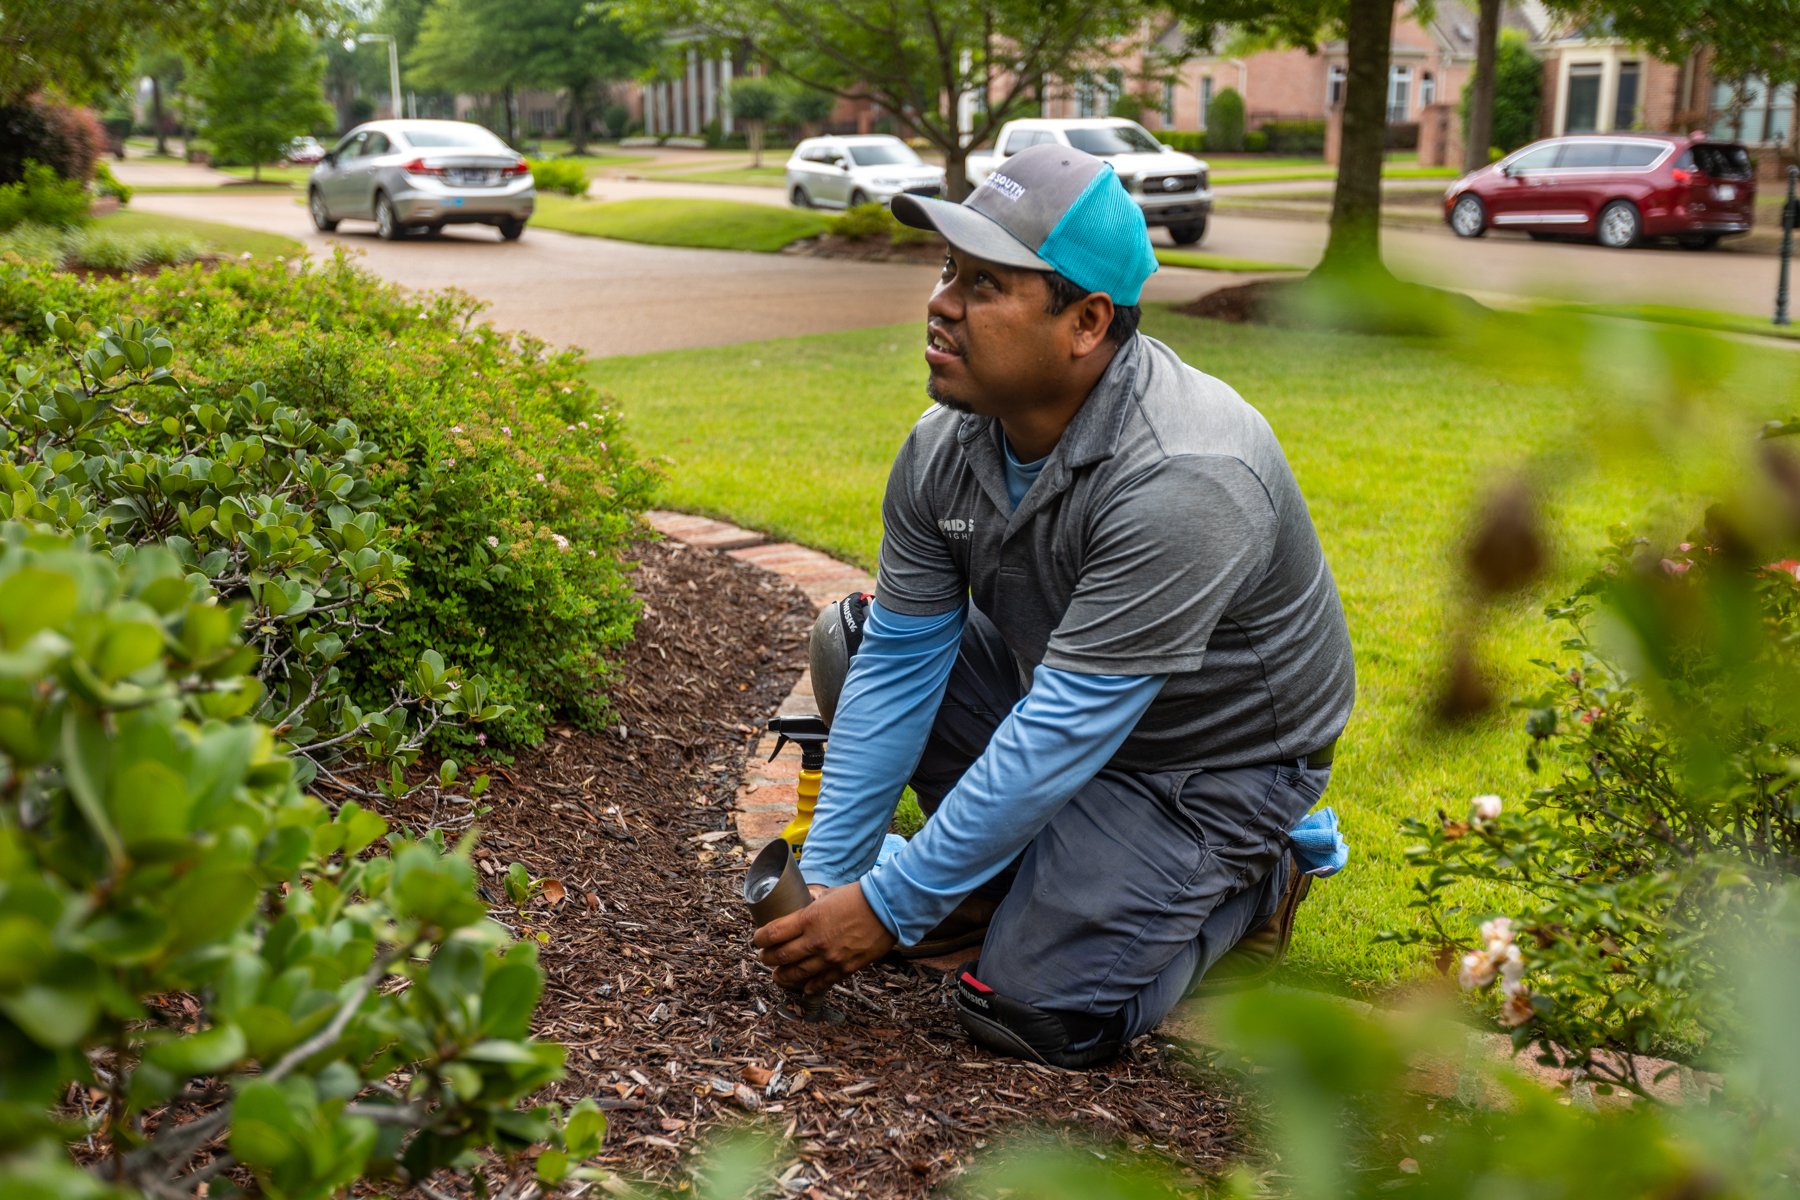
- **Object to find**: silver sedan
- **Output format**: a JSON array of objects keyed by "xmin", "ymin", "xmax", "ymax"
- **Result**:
[{"xmin": 308, "ymin": 119, "xmax": 536, "ymax": 241}]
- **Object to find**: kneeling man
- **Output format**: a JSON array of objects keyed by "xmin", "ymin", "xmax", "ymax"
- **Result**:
[{"xmin": 753, "ymin": 145, "xmax": 1355, "ymax": 1068}]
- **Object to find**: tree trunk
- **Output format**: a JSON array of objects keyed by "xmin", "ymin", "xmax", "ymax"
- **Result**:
[
  {"xmin": 1462, "ymin": 0, "xmax": 1500, "ymax": 173},
  {"xmin": 749, "ymin": 120, "xmax": 764, "ymax": 168},
  {"xmin": 1317, "ymin": 0, "xmax": 1395, "ymax": 276},
  {"xmin": 569, "ymin": 85, "xmax": 590, "ymax": 155},
  {"xmin": 502, "ymin": 85, "xmax": 517, "ymax": 144},
  {"xmin": 151, "ymin": 77, "xmax": 167, "ymax": 156},
  {"xmin": 944, "ymin": 140, "xmax": 970, "ymax": 201}
]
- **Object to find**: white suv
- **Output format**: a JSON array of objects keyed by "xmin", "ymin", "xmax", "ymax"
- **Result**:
[{"xmin": 785, "ymin": 135, "xmax": 946, "ymax": 210}]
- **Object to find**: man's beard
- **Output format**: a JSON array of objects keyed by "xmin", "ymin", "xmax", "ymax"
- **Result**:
[{"xmin": 926, "ymin": 374, "xmax": 973, "ymax": 413}]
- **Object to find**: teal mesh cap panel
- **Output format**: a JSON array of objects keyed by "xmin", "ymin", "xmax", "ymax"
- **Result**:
[{"xmin": 1037, "ymin": 165, "xmax": 1158, "ymax": 306}]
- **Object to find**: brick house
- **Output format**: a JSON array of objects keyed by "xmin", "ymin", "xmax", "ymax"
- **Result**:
[{"xmin": 1534, "ymin": 20, "xmax": 1797, "ymax": 175}]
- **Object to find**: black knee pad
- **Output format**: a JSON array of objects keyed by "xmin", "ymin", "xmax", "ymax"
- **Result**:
[
  {"xmin": 953, "ymin": 964, "xmax": 1128, "ymax": 1070},
  {"xmin": 808, "ymin": 591, "xmax": 872, "ymax": 726}
]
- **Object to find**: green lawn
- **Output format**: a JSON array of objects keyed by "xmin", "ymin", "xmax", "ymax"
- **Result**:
[
  {"xmin": 217, "ymin": 164, "xmax": 315, "ymax": 186},
  {"xmin": 1554, "ymin": 302, "xmax": 1800, "ymax": 342},
  {"xmin": 94, "ymin": 209, "xmax": 305, "ymax": 258},
  {"xmin": 1155, "ymin": 248, "xmax": 1305, "ymax": 273},
  {"xmin": 531, "ymin": 195, "xmax": 830, "ymax": 251},
  {"xmin": 587, "ymin": 306, "xmax": 1788, "ymax": 993},
  {"xmin": 640, "ymin": 166, "xmax": 790, "ymax": 187}
]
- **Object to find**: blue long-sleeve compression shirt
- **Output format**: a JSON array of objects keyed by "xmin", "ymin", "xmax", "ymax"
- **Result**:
[{"xmin": 798, "ymin": 599, "xmax": 1166, "ymax": 944}]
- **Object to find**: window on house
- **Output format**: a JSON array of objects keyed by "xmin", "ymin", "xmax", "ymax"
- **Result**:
[
  {"xmin": 1566, "ymin": 63, "xmax": 1603, "ymax": 132},
  {"xmin": 1200, "ymin": 76, "xmax": 1214, "ymax": 128},
  {"xmin": 1327, "ymin": 64, "xmax": 1346, "ymax": 108},
  {"xmin": 1614, "ymin": 62, "xmax": 1641, "ymax": 129},
  {"xmin": 1076, "ymin": 74, "xmax": 1095, "ymax": 118},
  {"xmin": 1420, "ymin": 72, "xmax": 1436, "ymax": 107},
  {"xmin": 1712, "ymin": 76, "xmax": 1795, "ymax": 144},
  {"xmin": 1103, "ymin": 68, "xmax": 1123, "ymax": 116},
  {"xmin": 1387, "ymin": 65, "xmax": 1412, "ymax": 123}
]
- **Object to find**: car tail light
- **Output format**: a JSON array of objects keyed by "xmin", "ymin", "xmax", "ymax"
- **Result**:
[
  {"xmin": 1671, "ymin": 167, "xmax": 1693, "ymax": 185},
  {"xmin": 503, "ymin": 160, "xmax": 531, "ymax": 176},
  {"xmin": 402, "ymin": 158, "xmax": 447, "ymax": 176}
]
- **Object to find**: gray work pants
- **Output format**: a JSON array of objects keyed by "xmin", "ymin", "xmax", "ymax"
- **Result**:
[{"xmin": 910, "ymin": 608, "xmax": 1330, "ymax": 1041}]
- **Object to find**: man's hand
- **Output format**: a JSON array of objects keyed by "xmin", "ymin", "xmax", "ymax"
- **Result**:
[{"xmin": 752, "ymin": 881, "xmax": 896, "ymax": 994}]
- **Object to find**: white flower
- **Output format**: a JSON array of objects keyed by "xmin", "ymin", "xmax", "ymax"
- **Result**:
[
  {"xmin": 451, "ymin": 424, "xmax": 464, "ymax": 433},
  {"xmin": 1458, "ymin": 950, "xmax": 1496, "ymax": 991},
  {"xmin": 1498, "ymin": 985, "xmax": 1536, "ymax": 1028},
  {"xmin": 486, "ymin": 536, "xmax": 499, "ymax": 548},
  {"xmin": 501, "ymin": 425, "xmax": 511, "ymax": 435},
  {"xmin": 578, "ymin": 421, "xmax": 589, "ymax": 430},
  {"xmin": 587, "ymin": 549, "xmax": 596, "ymax": 557},
  {"xmin": 1499, "ymin": 944, "xmax": 1524, "ymax": 989},
  {"xmin": 551, "ymin": 533, "xmax": 570, "ymax": 551},
  {"xmin": 1472, "ymin": 794, "xmax": 1502, "ymax": 822},
  {"xmin": 1479, "ymin": 917, "xmax": 1514, "ymax": 949},
  {"xmin": 535, "ymin": 472, "xmax": 545, "ymax": 482}
]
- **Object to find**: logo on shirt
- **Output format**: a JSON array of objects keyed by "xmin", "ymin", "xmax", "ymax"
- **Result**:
[
  {"xmin": 985, "ymin": 172, "xmax": 1025, "ymax": 201},
  {"xmin": 937, "ymin": 516, "xmax": 976, "ymax": 540}
]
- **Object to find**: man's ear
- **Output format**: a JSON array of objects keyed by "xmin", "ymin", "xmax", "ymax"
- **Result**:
[{"xmin": 1069, "ymin": 292, "xmax": 1115, "ymax": 358}]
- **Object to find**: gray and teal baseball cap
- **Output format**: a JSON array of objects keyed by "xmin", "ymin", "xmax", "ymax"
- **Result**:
[{"xmin": 892, "ymin": 143, "xmax": 1158, "ymax": 306}]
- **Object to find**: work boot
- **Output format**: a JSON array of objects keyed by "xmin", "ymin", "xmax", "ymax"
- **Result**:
[
  {"xmin": 1189, "ymin": 853, "xmax": 1312, "ymax": 996},
  {"xmin": 896, "ymin": 894, "xmax": 996, "ymax": 959},
  {"xmin": 953, "ymin": 964, "xmax": 1128, "ymax": 1069}
]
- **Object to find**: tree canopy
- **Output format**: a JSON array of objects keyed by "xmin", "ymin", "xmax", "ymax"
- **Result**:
[
  {"xmin": 1542, "ymin": 1, "xmax": 1800, "ymax": 89},
  {"xmin": 0, "ymin": 0, "xmax": 335, "ymax": 105},
  {"xmin": 191, "ymin": 16, "xmax": 334, "ymax": 178},
  {"xmin": 617, "ymin": 0, "xmax": 1176, "ymax": 196}
]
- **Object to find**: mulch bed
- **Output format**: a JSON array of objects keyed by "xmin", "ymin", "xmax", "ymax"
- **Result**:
[
  {"xmin": 782, "ymin": 235, "xmax": 948, "ymax": 265},
  {"xmin": 411, "ymin": 536, "xmax": 1251, "ymax": 1196}
]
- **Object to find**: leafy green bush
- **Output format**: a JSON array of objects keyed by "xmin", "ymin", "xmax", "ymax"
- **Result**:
[
  {"xmin": 0, "ymin": 161, "xmax": 92, "ymax": 231},
  {"xmin": 1206, "ymin": 88, "xmax": 1246, "ymax": 152},
  {"xmin": 1464, "ymin": 29, "xmax": 1543, "ymax": 154},
  {"xmin": 1261, "ymin": 119, "xmax": 1326, "ymax": 155},
  {"xmin": 0, "ymin": 521, "xmax": 601, "ymax": 1197},
  {"xmin": 93, "ymin": 160, "xmax": 132, "ymax": 203},
  {"xmin": 0, "ymin": 254, "xmax": 654, "ymax": 750},
  {"xmin": 1397, "ymin": 459, "xmax": 1800, "ymax": 1092},
  {"xmin": 61, "ymin": 226, "xmax": 148, "ymax": 270},
  {"xmin": 828, "ymin": 202, "xmax": 936, "ymax": 247},
  {"xmin": 529, "ymin": 158, "xmax": 589, "ymax": 197},
  {"xmin": 1244, "ymin": 129, "xmax": 1269, "ymax": 153},
  {"xmin": 1157, "ymin": 130, "xmax": 1207, "ymax": 154}
]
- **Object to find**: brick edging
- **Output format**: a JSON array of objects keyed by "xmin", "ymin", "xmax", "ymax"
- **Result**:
[{"xmin": 645, "ymin": 510, "xmax": 872, "ymax": 851}]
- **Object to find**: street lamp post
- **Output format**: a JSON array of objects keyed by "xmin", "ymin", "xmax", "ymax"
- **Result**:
[
  {"xmin": 349, "ymin": 32, "xmax": 402, "ymax": 122},
  {"xmin": 1777, "ymin": 164, "xmax": 1797, "ymax": 328}
]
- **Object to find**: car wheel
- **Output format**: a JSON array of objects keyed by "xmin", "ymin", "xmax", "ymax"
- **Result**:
[
  {"xmin": 791, "ymin": 185, "xmax": 811, "ymax": 208},
  {"xmin": 1168, "ymin": 220, "xmax": 1207, "ymax": 246},
  {"xmin": 498, "ymin": 218, "xmax": 526, "ymax": 241},
  {"xmin": 1678, "ymin": 233, "xmax": 1722, "ymax": 251},
  {"xmin": 1450, "ymin": 194, "xmax": 1487, "ymax": 238},
  {"xmin": 308, "ymin": 188, "xmax": 338, "ymax": 232},
  {"xmin": 849, "ymin": 189, "xmax": 870, "ymax": 208},
  {"xmin": 1597, "ymin": 200, "xmax": 1641, "ymax": 249},
  {"xmin": 374, "ymin": 193, "xmax": 405, "ymax": 240}
]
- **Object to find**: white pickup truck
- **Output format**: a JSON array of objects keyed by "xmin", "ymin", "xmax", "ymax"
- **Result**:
[{"xmin": 966, "ymin": 117, "xmax": 1212, "ymax": 245}]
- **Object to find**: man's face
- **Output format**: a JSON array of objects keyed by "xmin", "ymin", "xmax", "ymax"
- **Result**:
[{"xmin": 924, "ymin": 248, "xmax": 1071, "ymax": 418}]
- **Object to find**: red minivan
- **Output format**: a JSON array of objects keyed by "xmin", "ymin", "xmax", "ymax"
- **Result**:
[{"xmin": 1444, "ymin": 133, "xmax": 1755, "ymax": 249}]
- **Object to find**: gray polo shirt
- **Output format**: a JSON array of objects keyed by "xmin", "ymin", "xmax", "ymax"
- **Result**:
[{"xmin": 875, "ymin": 333, "xmax": 1354, "ymax": 771}]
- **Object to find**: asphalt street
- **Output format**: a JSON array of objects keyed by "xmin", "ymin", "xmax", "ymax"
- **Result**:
[{"xmin": 130, "ymin": 178, "xmax": 1792, "ymax": 359}]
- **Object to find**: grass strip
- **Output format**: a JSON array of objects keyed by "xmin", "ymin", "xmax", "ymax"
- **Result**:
[
  {"xmin": 585, "ymin": 308, "xmax": 1792, "ymax": 990},
  {"xmin": 1155, "ymin": 248, "xmax": 1305, "ymax": 272},
  {"xmin": 93, "ymin": 209, "xmax": 305, "ymax": 258},
  {"xmin": 1550, "ymin": 302, "xmax": 1800, "ymax": 342},
  {"xmin": 638, "ymin": 166, "xmax": 790, "ymax": 187},
  {"xmin": 531, "ymin": 195, "xmax": 829, "ymax": 252}
]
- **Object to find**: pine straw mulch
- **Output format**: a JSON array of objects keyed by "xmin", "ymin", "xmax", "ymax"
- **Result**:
[{"xmin": 396, "ymin": 535, "xmax": 1253, "ymax": 1197}]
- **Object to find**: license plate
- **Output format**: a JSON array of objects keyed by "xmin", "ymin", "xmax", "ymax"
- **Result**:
[
  {"xmin": 452, "ymin": 169, "xmax": 494, "ymax": 186},
  {"xmin": 1715, "ymin": 184, "xmax": 1737, "ymax": 200}
]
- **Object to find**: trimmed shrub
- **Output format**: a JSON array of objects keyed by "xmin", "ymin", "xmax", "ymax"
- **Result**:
[
  {"xmin": 0, "ymin": 221, "xmax": 67, "ymax": 264},
  {"xmin": 0, "ymin": 98, "xmax": 104, "ymax": 184},
  {"xmin": 828, "ymin": 202, "xmax": 936, "ymax": 246},
  {"xmin": 93, "ymin": 160, "xmax": 132, "ymax": 203},
  {"xmin": 1244, "ymin": 129, "xmax": 1269, "ymax": 152},
  {"xmin": 529, "ymin": 157, "xmax": 590, "ymax": 196},
  {"xmin": 0, "ymin": 255, "xmax": 655, "ymax": 750},
  {"xmin": 0, "ymin": 161, "xmax": 91, "ymax": 231},
  {"xmin": 1260, "ymin": 119, "xmax": 1326, "ymax": 155},
  {"xmin": 1157, "ymin": 130, "xmax": 1207, "ymax": 154},
  {"xmin": 62, "ymin": 225, "xmax": 203, "ymax": 270},
  {"xmin": 1206, "ymin": 88, "xmax": 1246, "ymax": 152}
]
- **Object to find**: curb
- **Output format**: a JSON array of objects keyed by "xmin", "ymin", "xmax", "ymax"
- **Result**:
[{"xmin": 644, "ymin": 509, "xmax": 1715, "ymax": 1106}]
